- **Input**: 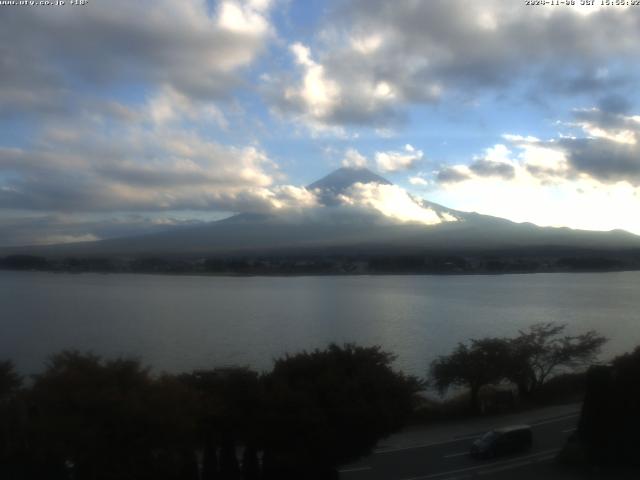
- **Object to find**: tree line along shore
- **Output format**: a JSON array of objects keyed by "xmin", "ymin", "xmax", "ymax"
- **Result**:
[{"xmin": 2, "ymin": 250, "xmax": 640, "ymax": 276}]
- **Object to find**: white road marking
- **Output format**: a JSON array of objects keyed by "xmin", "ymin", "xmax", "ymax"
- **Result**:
[
  {"xmin": 443, "ymin": 451, "xmax": 468, "ymax": 459},
  {"xmin": 562, "ymin": 427, "xmax": 576, "ymax": 433},
  {"xmin": 400, "ymin": 448, "xmax": 560, "ymax": 480},
  {"xmin": 339, "ymin": 466, "xmax": 372, "ymax": 473}
]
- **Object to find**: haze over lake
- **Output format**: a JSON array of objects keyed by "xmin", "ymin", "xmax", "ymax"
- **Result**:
[{"xmin": 2, "ymin": 270, "xmax": 639, "ymax": 377}]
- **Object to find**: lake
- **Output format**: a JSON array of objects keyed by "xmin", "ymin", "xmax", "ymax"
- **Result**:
[{"xmin": 1, "ymin": 270, "xmax": 639, "ymax": 377}]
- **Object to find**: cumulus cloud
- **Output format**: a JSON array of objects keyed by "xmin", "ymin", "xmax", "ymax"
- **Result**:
[
  {"xmin": 437, "ymin": 144, "xmax": 516, "ymax": 184},
  {"xmin": 437, "ymin": 108, "xmax": 640, "ymax": 188},
  {"xmin": 469, "ymin": 160, "xmax": 515, "ymax": 179},
  {"xmin": 0, "ymin": 87, "xmax": 323, "ymax": 225},
  {"xmin": 147, "ymin": 87, "xmax": 229, "ymax": 128},
  {"xmin": 375, "ymin": 144, "xmax": 423, "ymax": 172},
  {"xmin": 436, "ymin": 167, "xmax": 471, "ymax": 184},
  {"xmin": 337, "ymin": 183, "xmax": 450, "ymax": 225},
  {"xmin": 267, "ymin": 39, "xmax": 405, "ymax": 129},
  {"xmin": 532, "ymin": 108, "xmax": 640, "ymax": 185},
  {"xmin": 0, "ymin": 0, "xmax": 273, "ymax": 117},
  {"xmin": 429, "ymin": 107, "xmax": 640, "ymax": 233},
  {"xmin": 570, "ymin": 108, "xmax": 640, "ymax": 145},
  {"xmin": 342, "ymin": 148, "xmax": 368, "ymax": 168},
  {"xmin": 409, "ymin": 176, "xmax": 429, "ymax": 187},
  {"xmin": 284, "ymin": 43, "xmax": 341, "ymax": 123},
  {"xmin": 558, "ymin": 137, "xmax": 640, "ymax": 184},
  {"xmin": 269, "ymin": 185, "xmax": 319, "ymax": 210},
  {"xmin": 268, "ymin": 0, "xmax": 640, "ymax": 128}
]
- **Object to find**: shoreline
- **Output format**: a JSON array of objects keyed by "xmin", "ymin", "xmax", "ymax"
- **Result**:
[{"xmin": 2, "ymin": 266, "xmax": 640, "ymax": 278}]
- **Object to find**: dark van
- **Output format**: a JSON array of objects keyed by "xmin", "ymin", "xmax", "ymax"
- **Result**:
[{"xmin": 470, "ymin": 425, "xmax": 533, "ymax": 459}]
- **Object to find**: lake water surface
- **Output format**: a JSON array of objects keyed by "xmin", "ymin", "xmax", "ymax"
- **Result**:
[{"xmin": 2, "ymin": 270, "xmax": 639, "ymax": 377}]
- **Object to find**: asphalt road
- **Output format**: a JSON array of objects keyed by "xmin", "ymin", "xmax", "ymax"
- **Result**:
[{"xmin": 339, "ymin": 411, "xmax": 579, "ymax": 480}]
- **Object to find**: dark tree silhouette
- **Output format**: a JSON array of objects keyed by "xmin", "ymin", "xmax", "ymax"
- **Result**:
[
  {"xmin": 26, "ymin": 351, "xmax": 198, "ymax": 480},
  {"xmin": 431, "ymin": 324, "xmax": 607, "ymax": 411},
  {"xmin": 241, "ymin": 445, "xmax": 260, "ymax": 480},
  {"xmin": 180, "ymin": 367, "xmax": 262, "ymax": 479},
  {"xmin": 506, "ymin": 323, "xmax": 607, "ymax": 398},
  {"xmin": 430, "ymin": 338, "xmax": 511, "ymax": 412},
  {"xmin": 261, "ymin": 344, "xmax": 423, "ymax": 478},
  {"xmin": 0, "ymin": 360, "xmax": 21, "ymax": 398},
  {"xmin": 0, "ymin": 255, "xmax": 50, "ymax": 270},
  {"xmin": 0, "ymin": 361, "xmax": 24, "ymax": 478},
  {"xmin": 563, "ymin": 346, "xmax": 640, "ymax": 467}
]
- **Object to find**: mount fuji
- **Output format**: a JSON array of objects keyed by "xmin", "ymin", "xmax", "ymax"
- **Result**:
[{"xmin": 3, "ymin": 168, "xmax": 640, "ymax": 270}]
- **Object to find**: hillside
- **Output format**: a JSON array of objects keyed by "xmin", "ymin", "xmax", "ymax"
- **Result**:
[{"xmin": 1, "ymin": 168, "xmax": 640, "ymax": 274}]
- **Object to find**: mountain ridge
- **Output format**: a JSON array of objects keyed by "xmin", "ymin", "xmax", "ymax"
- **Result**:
[{"xmin": 1, "ymin": 167, "xmax": 640, "ymax": 262}]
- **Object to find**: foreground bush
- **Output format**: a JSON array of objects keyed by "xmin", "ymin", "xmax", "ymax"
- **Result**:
[
  {"xmin": 14, "ymin": 352, "xmax": 198, "ymax": 479},
  {"xmin": 261, "ymin": 344, "xmax": 423, "ymax": 478},
  {"xmin": 568, "ymin": 346, "xmax": 640, "ymax": 468},
  {"xmin": 0, "ymin": 344, "xmax": 422, "ymax": 480}
]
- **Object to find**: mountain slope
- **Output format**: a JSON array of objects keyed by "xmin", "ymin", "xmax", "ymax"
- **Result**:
[
  {"xmin": 3, "ymin": 167, "xmax": 640, "ymax": 259},
  {"xmin": 308, "ymin": 167, "xmax": 392, "ymax": 206}
]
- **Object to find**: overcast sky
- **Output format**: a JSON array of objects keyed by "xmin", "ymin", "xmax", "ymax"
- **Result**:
[{"xmin": 1, "ymin": 0, "xmax": 640, "ymax": 246}]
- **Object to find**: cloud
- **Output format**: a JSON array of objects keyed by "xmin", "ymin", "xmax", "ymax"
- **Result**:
[
  {"xmin": 266, "ymin": 39, "xmax": 405, "ymax": 129},
  {"xmin": 269, "ymin": 185, "xmax": 319, "ymax": 210},
  {"xmin": 409, "ymin": 176, "xmax": 429, "ymax": 187},
  {"xmin": 558, "ymin": 137, "xmax": 640, "ymax": 183},
  {"xmin": 432, "ymin": 165, "xmax": 640, "ymax": 234},
  {"xmin": 436, "ymin": 166, "xmax": 471, "ymax": 184},
  {"xmin": 570, "ymin": 108, "xmax": 640, "ymax": 145},
  {"xmin": 0, "ymin": 213, "xmax": 209, "ymax": 247},
  {"xmin": 534, "ymin": 108, "xmax": 640, "ymax": 185},
  {"xmin": 597, "ymin": 94, "xmax": 632, "ymax": 115},
  {"xmin": 284, "ymin": 42, "xmax": 341, "ymax": 122},
  {"xmin": 428, "ymin": 107, "xmax": 640, "ymax": 233},
  {"xmin": 469, "ymin": 160, "xmax": 515, "ymax": 179},
  {"xmin": 338, "ymin": 183, "xmax": 450, "ymax": 225},
  {"xmin": 268, "ymin": 0, "xmax": 640, "ymax": 128},
  {"xmin": 438, "ymin": 108, "xmax": 640, "ymax": 188},
  {"xmin": 466, "ymin": 145, "xmax": 516, "ymax": 180},
  {"xmin": 341, "ymin": 148, "xmax": 368, "ymax": 168},
  {"xmin": 0, "ymin": 100, "xmax": 321, "ymax": 244},
  {"xmin": 147, "ymin": 87, "xmax": 229, "ymax": 128},
  {"xmin": 375, "ymin": 144, "xmax": 423, "ymax": 172},
  {"xmin": 0, "ymin": 90, "xmax": 320, "ymax": 219},
  {"xmin": 0, "ymin": 0, "xmax": 273, "ymax": 117},
  {"xmin": 0, "ymin": 134, "xmax": 276, "ymax": 213}
]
